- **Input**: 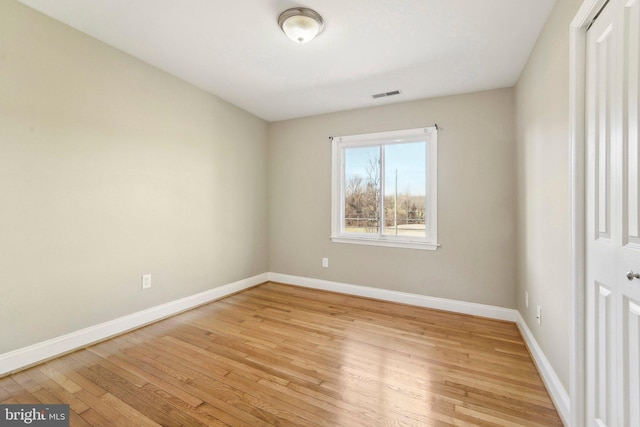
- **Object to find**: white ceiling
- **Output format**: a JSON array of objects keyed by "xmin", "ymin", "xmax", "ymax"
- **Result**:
[{"xmin": 18, "ymin": 0, "xmax": 556, "ymax": 122}]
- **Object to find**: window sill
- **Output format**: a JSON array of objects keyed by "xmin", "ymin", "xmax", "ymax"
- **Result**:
[{"xmin": 330, "ymin": 235, "xmax": 439, "ymax": 250}]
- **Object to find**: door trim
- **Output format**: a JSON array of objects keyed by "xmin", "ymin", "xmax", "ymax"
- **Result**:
[{"xmin": 570, "ymin": 1, "xmax": 611, "ymax": 426}]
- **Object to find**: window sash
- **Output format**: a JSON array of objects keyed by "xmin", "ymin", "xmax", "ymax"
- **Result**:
[{"xmin": 331, "ymin": 127, "xmax": 438, "ymax": 250}]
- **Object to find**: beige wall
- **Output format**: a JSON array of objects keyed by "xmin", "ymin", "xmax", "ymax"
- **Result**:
[
  {"xmin": 0, "ymin": 1, "xmax": 268, "ymax": 353},
  {"xmin": 268, "ymin": 89, "xmax": 517, "ymax": 308},
  {"xmin": 515, "ymin": 0, "xmax": 584, "ymax": 391}
]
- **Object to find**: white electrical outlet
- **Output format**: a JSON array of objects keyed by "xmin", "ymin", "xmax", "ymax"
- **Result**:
[
  {"xmin": 536, "ymin": 305, "xmax": 541, "ymax": 325},
  {"xmin": 141, "ymin": 274, "xmax": 152, "ymax": 290},
  {"xmin": 322, "ymin": 257, "xmax": 329, "ymax": 268},
  {"xmin": 525, "ymin": 291, "xmax": 529, "ymax": 308}
]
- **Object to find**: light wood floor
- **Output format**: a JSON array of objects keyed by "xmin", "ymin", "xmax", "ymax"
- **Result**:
[{"xmin": 0, "ymin": 282, "xmax": 562, "ymax": 426}]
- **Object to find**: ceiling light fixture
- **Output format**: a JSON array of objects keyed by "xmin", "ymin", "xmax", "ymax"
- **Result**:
[{"xmin": 278, "ymin": 7, "xmax": 324, "ymax": 44}]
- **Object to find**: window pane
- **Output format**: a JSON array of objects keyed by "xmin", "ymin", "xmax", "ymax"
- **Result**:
[
  {"xmin": 383, "ymin": 142, "xmax": 426, "ymax": 237},
  {"xmin": 344, "ymin": 146, "xmax": 380, "ymax": 234}
]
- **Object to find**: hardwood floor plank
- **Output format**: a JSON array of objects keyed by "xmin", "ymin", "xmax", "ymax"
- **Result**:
[
  {"xmin": 78, "ymin": 408, "xmax": 115, "ymax": 427},
  {"xmin": 122, "ymin": 334, "xmax": 289, "ymax": 426},
  {"xmin": 9, "ymin": 371, "xmax": 42, "ymax": 394},
  {"xmin": 73, "ymin": 390, "xmax": 142, "ymax": 427},
  {"xmin": 2, "ymin": 378, "xmax": 41, "ymax": 404},
  {"xmin": 0, "ymin": 385, "xmax": 10, "ymax": 402},
  {"xmin": 111, "ymin": 341, "xmax": 275, "ymax": 426},
  {"xmin": 68, "ymin": 409, "xmax": 94, "ymax": 427},
  {"xmin": 21, "ymin": 369, "xmax": 90, "ymax": 414},
  {"xmin": 87, "ymin": 343, "xmax": 204, "ymax": 408},
  {"xmin": 82, "ymin": 363, "xmax": 205, "ymax": 427},
  {"xmin": 38, "ymin": 363, "xmax": 83, "ymax": 394},
  {"xmin": 45, "ymin": 358, "xmax": 111, "ymax": 398},
  {"xmin": 0, "ymin": 282, "xmax": 562, "ymax": 426}
]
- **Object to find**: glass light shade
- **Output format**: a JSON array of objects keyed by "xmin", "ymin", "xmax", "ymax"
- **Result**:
[{"xmin": 278, "ymin": 8, "xmax": 324, "ymax": 44}]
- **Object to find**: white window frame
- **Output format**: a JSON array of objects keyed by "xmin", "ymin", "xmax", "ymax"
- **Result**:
[{"xmin": 331, "ymin": 126, "xmax": 438, "ymax": 250}]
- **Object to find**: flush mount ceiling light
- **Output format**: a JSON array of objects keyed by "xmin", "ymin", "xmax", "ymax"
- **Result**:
[{"xmin": 278, "ymin": 7, "xmax": 324, "ymax": 44}]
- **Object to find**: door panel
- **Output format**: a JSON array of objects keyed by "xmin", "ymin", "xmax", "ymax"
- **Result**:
[
  {"xmin": 596, "ymin": 22, "xmax": 614, "ymax": 240},
  {"xmin": 623, "ymin": 0, "xmax": 640, "ymax": 244},
  {"xmin": 595, "ymin": 283, "xmax": 614, "ymax": 425},
  {"xmin": 623, "ymin": 299, "xmax": 640, "ymax": 426}
]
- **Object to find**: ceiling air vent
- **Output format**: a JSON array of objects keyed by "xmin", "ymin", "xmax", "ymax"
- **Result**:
[{"xmin": 372, "ymin": 90, "xmax": 401, "ymax": 99}]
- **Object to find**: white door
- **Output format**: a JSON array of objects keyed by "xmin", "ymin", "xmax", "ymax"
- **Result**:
[{"xmin": 586, "ymin": 0, "xmax": 640, "ymax": 425}]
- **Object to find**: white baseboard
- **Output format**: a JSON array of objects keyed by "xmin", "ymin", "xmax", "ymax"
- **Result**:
[
  {"xmin": 516, "ymin": 312, "xmax": 570, "ymax": 426},
  {"xmin": 0, "ymin": 273, "xmax": 268, "ymax": 377},
  {"xmin": 268, "ymin": 272, "xmax": 518, "ymax": 322}
]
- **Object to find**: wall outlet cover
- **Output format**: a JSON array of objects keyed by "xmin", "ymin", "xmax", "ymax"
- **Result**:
[{"xmin": 142, "ymin": 274, "xmax": 152, "ymax": 290}]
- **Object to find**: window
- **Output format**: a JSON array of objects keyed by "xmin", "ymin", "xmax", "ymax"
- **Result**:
[{"xmin": 331, "ymin": 126, "xmax": 438, "ymax": 250}]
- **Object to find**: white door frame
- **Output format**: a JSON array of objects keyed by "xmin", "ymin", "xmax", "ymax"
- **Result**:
[{"xmin": 569, "ymin": 1, "xmax": 611, "ymax": 426}]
